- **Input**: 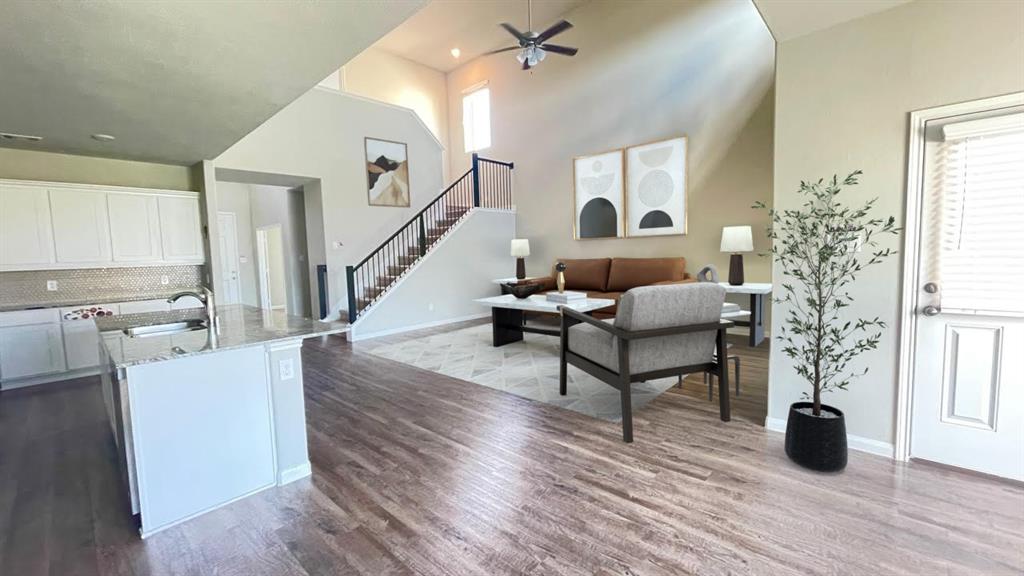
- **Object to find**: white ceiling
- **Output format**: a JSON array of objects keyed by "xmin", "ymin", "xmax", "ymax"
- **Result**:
[
  {"xmin": 0, "ymin": 0, "xmax": 427, "ymax": 165},
  {"xmin": 753, "ymin": 0, "xmax": 912, "ymax": 41},
  {"xmin": 373, "ymin": 0, "xmax": 588, "ymax": 73}
]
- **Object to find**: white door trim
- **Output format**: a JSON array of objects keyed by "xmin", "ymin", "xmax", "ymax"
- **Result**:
[{"xmin": 894, "ymin": 91, "xmax": 1024, "ymax": 462}]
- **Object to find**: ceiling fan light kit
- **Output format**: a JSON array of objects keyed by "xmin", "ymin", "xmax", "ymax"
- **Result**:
[{"xmin": 487, "ymin": 0, "xmax": 578, "ymax": 70}]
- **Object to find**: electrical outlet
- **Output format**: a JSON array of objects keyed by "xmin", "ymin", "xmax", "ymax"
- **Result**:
[
  {"xmin": 160, "ymin": 275, "xmax": 170, "ymax": 285},
  {"xmin": 279, "ymin": 358, "xmax": 295, "ymax": 381},
  {"xmin": 46, "ymin": 280, "xmax": 58, "ymax": 291},
  {"xmin": 428, "ymin": 303, "xmax": 434, "ymax": 312}
]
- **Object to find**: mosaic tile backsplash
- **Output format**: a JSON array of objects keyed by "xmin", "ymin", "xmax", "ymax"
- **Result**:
[{"xmin": 0, "ymin": 265, "xmax": 205, "ymax": 309}]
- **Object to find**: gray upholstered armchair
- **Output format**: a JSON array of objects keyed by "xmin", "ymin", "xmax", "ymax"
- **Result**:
[{"xmin": 559, "ymin": 283, "xmax": 732, "ymax": 442}]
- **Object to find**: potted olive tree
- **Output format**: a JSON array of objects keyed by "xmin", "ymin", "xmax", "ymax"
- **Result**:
[{"xmin": 755, "ymin": 171, "xmax": 898, "ymax": 471}]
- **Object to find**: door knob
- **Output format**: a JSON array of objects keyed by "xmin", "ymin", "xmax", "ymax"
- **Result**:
[
  {"xmin": 922, "ymin": 305, "xmax": 941, "ymax": 316},
  {"xmin": 923, "ymin": 282, "xmax": 939, "ymax": 294}
]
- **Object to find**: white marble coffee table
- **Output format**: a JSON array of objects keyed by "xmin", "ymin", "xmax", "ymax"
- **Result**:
[{"xmin": 474, "ymin": 294, "xmax": 615, "ymax": 346}]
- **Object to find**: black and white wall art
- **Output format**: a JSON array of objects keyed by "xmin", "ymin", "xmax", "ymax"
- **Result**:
[
  {"xmin": 625, "ymin": 136, "xmax": 687, "ymax": 237},
  {"xmin": 573, "ymin": 149, "xmax": 624, "ymax": 239}
]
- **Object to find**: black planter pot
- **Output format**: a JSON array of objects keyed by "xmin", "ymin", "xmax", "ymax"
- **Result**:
[{"xmin": 784, "ymin": 402, "xmax": 847, "ymax": 472}]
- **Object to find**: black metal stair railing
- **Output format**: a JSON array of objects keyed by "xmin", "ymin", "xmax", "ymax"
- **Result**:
[{"xmin": 345, "ymin": 153, "xmax": 514, "ymax": 322}]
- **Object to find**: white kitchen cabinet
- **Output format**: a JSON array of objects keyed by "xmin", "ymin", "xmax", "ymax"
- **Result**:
[
  {"xmin": 158, "ymin": 196, "xmax": 204, "ymax": 262},
  {"xmin": 119, "ymin": 299, "xmax": 172, "ymax": 314},
  {"xmin": 108, "ymin": 193, "xmax": 164, "ymax": 262},
  {"xmin": 63, "ymin": 320, "xmax": 102, "ymax": 370},
  {"xmin": 0, "ymin": 184, "xmax": 55, "ymax": 267},
  {"xmin": 49, "ymin": 188, "xmax": 113, "ymax": 263},
  {"xmin": 0, "ymin": 323, "xmax": 66, "ymax": 380}
]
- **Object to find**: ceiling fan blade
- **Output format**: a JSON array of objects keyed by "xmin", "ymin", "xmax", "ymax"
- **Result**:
[
  {"xmin": 536, "ymin": 20, "xmax": 572, "ymax": 43},
  {"xmin": 484, "ymin": 46, "xmax": 520, "ymax": 55},
  {"xmin": 540, "ymin": 44, "xmax": 578, "ymax": 56},
  {"xmin": 500, "ymin": 22, "xmax": 528, "ymax": 43}
]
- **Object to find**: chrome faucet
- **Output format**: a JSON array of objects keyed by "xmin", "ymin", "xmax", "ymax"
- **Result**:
[{"xmin": 168, "ymin": 286, "xmax": 218, "ymax": 329}]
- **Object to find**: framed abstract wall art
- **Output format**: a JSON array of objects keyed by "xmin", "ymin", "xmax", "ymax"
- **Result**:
[
  {"xmin": 365, "ymin": 137, "xmax": 410, "ymax": 207},
  {"xmin": 624, "ymin": 136, "xmax": 687, "ymax": 237},
  {"xmin": 572, "ymin": 149, "xmax": 624, "ymax": 239}
]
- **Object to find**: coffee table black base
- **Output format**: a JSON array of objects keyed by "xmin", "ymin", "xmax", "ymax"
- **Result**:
[{"xmin": 491, "ymin": 308, "xmax": 579, "ymax": 347}]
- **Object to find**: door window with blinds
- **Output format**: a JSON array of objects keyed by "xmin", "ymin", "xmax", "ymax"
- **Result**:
[{"xmin": 925, "ymin": 111, "xmax": 1024, "ymax": 315}]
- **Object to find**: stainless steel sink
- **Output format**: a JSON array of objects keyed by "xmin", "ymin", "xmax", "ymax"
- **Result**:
[{"xmin": 123, "ymin": 319, "xmax": 207, "ymax": 338}]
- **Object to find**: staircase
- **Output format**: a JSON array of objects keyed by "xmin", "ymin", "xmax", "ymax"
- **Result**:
[{"xmin": 346, "ymin": 154, "xmax": 514, "ymax": 322}]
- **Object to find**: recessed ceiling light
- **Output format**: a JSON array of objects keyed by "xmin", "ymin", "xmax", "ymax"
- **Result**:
[
  {"xmin": 91, "ymin": 133, "xmax": 116, "ymax": 142},
  {"xmin": 450, "ymin": 47, "xmax": 461, "ymax": 58},
  {"xmin": 0, "ymin": 132, "xmax": 43, "ymax": 142}
]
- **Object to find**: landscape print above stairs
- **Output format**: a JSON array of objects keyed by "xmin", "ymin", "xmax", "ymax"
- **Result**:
[{"xmin": 365, "ymin": 137, "xmax": 410, "ymax": 207}]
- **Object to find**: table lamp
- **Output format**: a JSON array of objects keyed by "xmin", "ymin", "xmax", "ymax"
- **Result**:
[
  {"xmin": 511, "ymin": 239, "xmax": 530, "ymax": 280},
  {"xmin": 720, "ymin": 226, "xmax": 753, "ymax": 286}
]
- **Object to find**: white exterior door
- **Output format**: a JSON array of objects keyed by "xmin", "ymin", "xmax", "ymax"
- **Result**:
[
  {"xmin": 909, "ymin": 109, "xmax": 1024, "ymax": 481},
  {"xmin": 217, "ymin": 212, "xmax": 241, "ymax": 304}
]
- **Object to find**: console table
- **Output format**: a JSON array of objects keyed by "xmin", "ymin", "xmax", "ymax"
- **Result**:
[{"xmin": 719, "ymin": 282, "xmax": 772, "ymax": 347}]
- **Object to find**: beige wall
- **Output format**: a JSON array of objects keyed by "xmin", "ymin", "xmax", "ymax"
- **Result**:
[
  {"xmin": 770, "ymin": 0, "xmax": 1024, "ymax": 446},
  {"xmin": 445, "ymin": 0, "xmax": 775, "ymax": 292},
  {"xmin": 214, "ymin": 88, "xmax": 445, "ymax": 318},
  {"xmin": 342, "ymin": 48, "xmax": 450, "ymax": 177},
  {"xmin": 0, "ymin": 148, "xmax": 196, "ymax": 191}
]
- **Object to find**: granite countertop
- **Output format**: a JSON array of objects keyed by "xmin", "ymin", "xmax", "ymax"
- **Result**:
[
  {"xmin": 96, "ymin": 304, "xmax": 348, "ymax": 368},
  {"xmin": 0, "ymin": 291, "xmax": 199, "ymax": 313}
]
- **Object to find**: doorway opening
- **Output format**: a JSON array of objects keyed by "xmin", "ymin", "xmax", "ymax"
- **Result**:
[{"xmin": 213, "ymin": 169, "xmax": 326, "ymax": 319}]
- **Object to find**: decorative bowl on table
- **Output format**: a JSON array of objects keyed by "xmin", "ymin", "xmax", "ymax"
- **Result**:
[{"xmin": 502, "ymin": 282, "xmax": 542, "ymax": 299}]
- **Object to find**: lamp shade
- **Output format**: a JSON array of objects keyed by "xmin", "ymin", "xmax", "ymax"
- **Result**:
[
  {"xmin": 720, "ymin": 226, "xmax": 753, "ymax": 253},
  {"xmin": 510, "ymin": 238, "xmax": 531, "ymax": 257}
]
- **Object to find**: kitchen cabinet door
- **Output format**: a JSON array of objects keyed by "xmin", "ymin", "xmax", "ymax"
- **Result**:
[
  {"xmin": 0, "ymin": 184, "xmax": 55, "ymax": 267},
  {"xmin": 0, "ymin": 323, "xmax": 66, "ymax": 380},
  {"xmin": 63, "ymin": 321, "xmax": 102, "ymax": 370},
  {"xmin": 158, "ymin": 196, "xmax": 204, "ymax": 262},
  {"xmin": 50, "ymin": 188, "xmax": 113, "ymax": 264},
  {"xmin": 108, "ymin": 193, "xmax": 163, "ymax": 262}
]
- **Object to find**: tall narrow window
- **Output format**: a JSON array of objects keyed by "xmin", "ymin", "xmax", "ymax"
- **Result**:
[
  {"xmin": 463, "ymin": 84, "xmax": 491, "ymax": 153},
  {"xmin": 933, "ymin": 112, "xmax": 1024, "ymax": 314}
]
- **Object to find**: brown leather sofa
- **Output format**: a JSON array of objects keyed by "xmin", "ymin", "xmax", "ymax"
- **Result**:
[{"xmin": 533, "ymin": 257, "xmax": 694, "ymax": 318}]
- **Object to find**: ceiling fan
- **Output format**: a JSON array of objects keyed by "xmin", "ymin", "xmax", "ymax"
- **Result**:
[{"xmin": 485, "ymin": 0, "xmax": 578, "ymax": 70}]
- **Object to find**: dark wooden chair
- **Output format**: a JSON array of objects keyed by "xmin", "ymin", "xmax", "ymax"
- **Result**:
[{"xmin": 559, "ymin": 283, "xmax": 733, "ymax": 442}]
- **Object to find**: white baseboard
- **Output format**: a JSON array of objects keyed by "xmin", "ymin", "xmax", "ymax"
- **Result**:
[
  {"xmin": 1, "ymin": 367, "xmax": 101, "ymax": 390},
  {"xmin": 764, "ymin": 416, "xmax": 895, "ymax": 459},
  {"xmin": 278, "ymin": 461, "xmax": 312, "ymax": 485},
  {"xmin": 348, "ymin": 312, "xmax": 489, "ymax": 342}
]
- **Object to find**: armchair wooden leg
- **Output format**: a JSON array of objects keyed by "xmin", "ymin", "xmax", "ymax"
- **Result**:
[
  {"xmin": 620, "ymin": 385, "xmax": 633, "ymax": 443},
  {"xmin": 716, "ymin": 329, "xmax": 731, "ymax": 422},
  {"xmin": 559, "ymin": 313, "xmax": 568, "ymax": 396},
  {"xmin": 618, "ymin": 339, "xmax": 633, "ymax": 443}
]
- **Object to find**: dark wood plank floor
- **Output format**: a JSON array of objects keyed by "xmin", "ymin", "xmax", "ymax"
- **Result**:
[{"xmin": 1, "ymin": 329, "xmax": 1021, "ymax": 575}]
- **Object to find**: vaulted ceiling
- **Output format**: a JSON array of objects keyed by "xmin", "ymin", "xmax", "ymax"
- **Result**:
[
  {"xmin": 752, "ymin": 0, "xmax": 912, "ymax": 41},
  {"xmin": 0, "ymin": 0, "xmax": 427, "ymax": 165},
  {"xmin": 372, "ymin": 0, "xmax": 588, "ymax": 73}
]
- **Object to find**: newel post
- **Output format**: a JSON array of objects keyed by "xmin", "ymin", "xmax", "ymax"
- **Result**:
[
  {"xmin": 345, "ymin": 265, "xmax": 357, "ymax": 323},
  {"xmin": 471, "ymin": 152, "xmax": 481, "ymax": 208}
]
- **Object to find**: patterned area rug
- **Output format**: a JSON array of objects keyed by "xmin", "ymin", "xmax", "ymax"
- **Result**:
[{"xmin": 365, "ymin": 323, "xmax": 679, "ymax": 421}]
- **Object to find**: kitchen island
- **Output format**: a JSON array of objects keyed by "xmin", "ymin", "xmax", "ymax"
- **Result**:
[{"xmin": 97, "ymin": 304, "xmax": 347, "ymax": 538}]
